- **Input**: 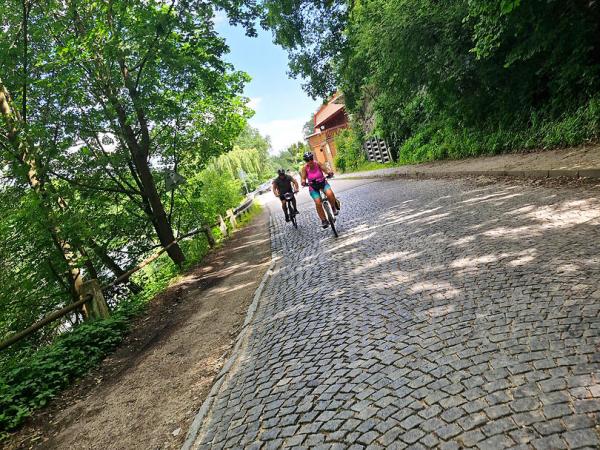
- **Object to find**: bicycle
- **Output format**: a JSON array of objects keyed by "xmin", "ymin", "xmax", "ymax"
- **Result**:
[
  {"xmin": 283, "ymin": 192, "xmax": 298, "ymax": 229},
  {"xmin": 308, "ymin": 177, "xmax": 338, "ymax": 238}
]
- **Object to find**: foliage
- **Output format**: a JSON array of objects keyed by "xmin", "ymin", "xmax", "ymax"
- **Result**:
[
  {"xmin": 263, "ymin": 0, "xmax": 600, "ymax": 162},
  {"xmin": 0, "ymin": 311, "xmax": 132, "ymax": 434},
  {"xmin": 187, "ymin": 169, "xmax": 244, "ymax": 226},
  {"xmin": 333, "ymin": 128, "xmax": 366, "ymax": 173},
  {"xmin": 207, "ymin": 125, "xmax": 273, "ymax": 191},
  {"xmin": 302, "ymin": 114, "xmax": 316, "ymax": 138},
  {"xmin": 0, "ymin": 0, "xmax": 260, "ymax": 356},
  {"xmin": 0, "ymin": 196, "xmax": 261, "ymax": 436},
  {"xmin": 0, "ymin": 0, "xmax": 272, "ymax": 434},
  {"xmin": 271, "ymin": 141, "xmax": 308, "ymax": 172},
  {"xmin": 260, "ymin": 0, "xmax": 348, "ymax": 97}
]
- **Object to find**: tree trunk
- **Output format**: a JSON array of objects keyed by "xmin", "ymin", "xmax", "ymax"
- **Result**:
[
  {"xmin": 114, "ymin": 57, "xmax": 186, "ymax": 267},
  {"xmin": 106, "ymin": 91, "xmax": 186, "ymax": 267},
  {"xmin": 131, "ymin": 150, "xmax": 185, "ymax": 266}
]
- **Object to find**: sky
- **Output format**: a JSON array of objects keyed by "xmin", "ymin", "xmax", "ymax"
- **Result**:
[{"xmin": 215, "ymin": 15, "xmax": 320, "ymax": 154}]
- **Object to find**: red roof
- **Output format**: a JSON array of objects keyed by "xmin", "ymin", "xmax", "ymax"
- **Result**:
[{"xmin": 314, "ymin": 92, "xmax": 345, "ymax": 129}]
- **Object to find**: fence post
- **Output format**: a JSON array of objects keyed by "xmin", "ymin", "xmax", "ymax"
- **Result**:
[
  {"xmin": 227, "ymin": 208, "xmax": 237, "ymax": 229},
  {"xmin": 203, "ymin": 226, "xmax": 216, "ymax": 247},
  {"xmin": 80, "ymin": 279, "xmax": 110, "ymax": 320},
  {"xmin": 218, "ymin": 215, "xmax": 228, "ymax": 237}
]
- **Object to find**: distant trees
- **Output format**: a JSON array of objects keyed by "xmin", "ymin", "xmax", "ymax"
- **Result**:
[{"xmin": 271, "ymin": 142, "xmax": 309, "ymax": 172}]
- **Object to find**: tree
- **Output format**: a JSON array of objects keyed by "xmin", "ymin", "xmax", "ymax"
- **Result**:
[
  {"xmin": 260, "ymin": 0, "xmax": 349, "ymax": 98},
  {"xmin": 209, "ymin": 125, "xmax": 273, "ymax": 190},
  {"xmin": 302, "ymin": 113, "xmax": 315, "ymax": 138},
  {"xmin": 0, "ymin": 0, "xmax": 255, "ymax": 345},
  {"xmin": 263, "ymin": 0, "xmax": 600, "ymax": 160},
  {"xmin": 271, "ymin": 141, "xmax": 308, "ymax": 171},
  {"xmin": 25, "ymin": 0, "xmax": 252, "ymax": 266}
]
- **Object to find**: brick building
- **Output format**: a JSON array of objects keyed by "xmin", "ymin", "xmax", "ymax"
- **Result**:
[{"xmin": 306, "ymin": 92, "xmax": 348, "ymax": 169}]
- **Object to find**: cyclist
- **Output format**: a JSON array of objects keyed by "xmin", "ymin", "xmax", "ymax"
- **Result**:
[
  {"xmin": 300, "ymin": 152, "xmax": 340, "ymax": 228},
  {"xmin": 272, "ymin": 168, "xmax": 299, "ymax": 222}
]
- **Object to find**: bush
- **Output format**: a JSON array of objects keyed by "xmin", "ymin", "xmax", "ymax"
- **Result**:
[
  {"xmin": 334, "ymin": 128, "xmax": 366, "ymax": 172},
  {"xmin": 0, "ymin": 310, "xmax": 133, "ymax": 433},
  {"xmin": 393, "ymin": 96, "xmax": 600, "ymax": 166}
]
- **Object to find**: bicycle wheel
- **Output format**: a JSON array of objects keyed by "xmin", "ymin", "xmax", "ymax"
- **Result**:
[
  {"xmin": 288, "ymin": 202, "xmax": 297, "ymax": 229},
  {"xmin": 323, "ymin": 201, "xmax": 338, "ymax": 237}
]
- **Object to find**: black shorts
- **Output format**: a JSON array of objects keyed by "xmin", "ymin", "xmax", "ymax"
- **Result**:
[{"xmin": 279, "ymin": 193, "xmax": 295, "ymax": 201}]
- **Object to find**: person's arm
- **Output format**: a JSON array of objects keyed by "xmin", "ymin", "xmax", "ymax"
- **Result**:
[
  {"xmin": 291, "ymin": 175, "xmax": 300, "ymax": 192},
  {"xmin": 272, "ymin": 180, "xmax": 279, "ymax": 197},
  {"xmin": 300, "ymin": 166, "xmax": 307, "ymax": 186}
]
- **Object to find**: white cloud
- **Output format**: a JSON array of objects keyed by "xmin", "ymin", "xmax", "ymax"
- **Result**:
[
  {"xmin": 251, "ymin": 118, "xmax": 306, "ymax": 154},
  {"xmin": 247, "ymin": 97, "xmax": 262, "ymax": 111}
]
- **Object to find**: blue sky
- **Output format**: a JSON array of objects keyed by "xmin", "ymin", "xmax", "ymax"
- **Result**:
[{"xmin": 215, "ymin": 16, "xmax": 320, "ymax": 154}]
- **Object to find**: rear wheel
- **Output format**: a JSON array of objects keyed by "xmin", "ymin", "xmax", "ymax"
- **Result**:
[{"xmin": 288, "ymin": 202, "xmax": 297, "ymax": 228}]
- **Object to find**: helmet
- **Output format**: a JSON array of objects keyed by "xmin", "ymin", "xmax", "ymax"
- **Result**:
[
  {"xmin": 303, "ymin": 151, "xmax": 314, "ymax": 162},
  {"xmin": 277, "ymin": 168, "xmax": 286, "ymax": 175}
]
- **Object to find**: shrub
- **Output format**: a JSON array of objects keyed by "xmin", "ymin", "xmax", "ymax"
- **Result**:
[{"xmin": 334, "ymin": 128, "xmax": 366, "ymax": 172}]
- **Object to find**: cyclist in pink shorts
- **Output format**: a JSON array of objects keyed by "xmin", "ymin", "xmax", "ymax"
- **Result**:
[{"xmin": 300, "ymin": 151, "xmax": 341, "ymax": 228}]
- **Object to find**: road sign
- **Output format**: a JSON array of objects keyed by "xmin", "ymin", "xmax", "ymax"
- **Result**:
[{"xmin": 165, "ymin": 170, "xmax": 187, "ymax": 192}]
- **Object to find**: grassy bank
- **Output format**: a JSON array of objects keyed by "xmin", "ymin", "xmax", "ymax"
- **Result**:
[{"xmin": 333, "ymin": 98, "xmax": 600, "ymax": 175}]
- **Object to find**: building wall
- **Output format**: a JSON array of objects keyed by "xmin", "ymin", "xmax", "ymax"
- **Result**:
[{"xmin": 307, "ymin": 124, "xmax": 347, "ymax": 170}]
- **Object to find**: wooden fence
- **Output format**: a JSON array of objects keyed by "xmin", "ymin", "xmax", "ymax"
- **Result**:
[{"xmin": 0, "ymin": 197, "xmax": 256, "ymax": 351}]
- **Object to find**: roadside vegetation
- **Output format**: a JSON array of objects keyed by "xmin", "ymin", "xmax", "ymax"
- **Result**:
[
  {"xmin": 264, "ymin": 1, "xmax": 600, "ymax": 165},
  {"xmin": 0, "ymin": 0, "xmax": 277, "ymax": 433}
]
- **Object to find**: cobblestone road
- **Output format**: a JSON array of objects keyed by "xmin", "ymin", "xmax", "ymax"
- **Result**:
[{"xmin": 193, "ymin": 178, "xmax": 600, "ymax": 449}]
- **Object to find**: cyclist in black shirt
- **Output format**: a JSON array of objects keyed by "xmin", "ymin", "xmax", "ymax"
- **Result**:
[{"xmin": 272, "ymin": 169, "xmax": 300, "ymax": 222}]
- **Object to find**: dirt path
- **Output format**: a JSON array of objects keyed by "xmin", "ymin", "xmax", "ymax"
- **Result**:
[{"xmin": 6, "ymin": 209, "xmax": 271, "ymax": 450}]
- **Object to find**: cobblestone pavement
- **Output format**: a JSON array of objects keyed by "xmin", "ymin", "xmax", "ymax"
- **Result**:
[{"xmin": 193, "ymin": 178, "xmax": 600, "ymax": 449}]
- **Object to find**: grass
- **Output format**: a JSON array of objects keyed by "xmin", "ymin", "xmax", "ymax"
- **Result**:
[
  {"xmin": 0, "ymin": 202, "xmax": 263, "ymax": 438},
  {"xmin": 338, "ymin": 161, "xmax": 391, "ymax": 174}
]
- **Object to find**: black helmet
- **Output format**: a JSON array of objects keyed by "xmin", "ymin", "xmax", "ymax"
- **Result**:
[
  {"xmin": 277, "ymin": 168, "xmax": 286, "ymax": 175},
  {"xmin": 303, "ymin": 151, "xmax": 314, "ymax": 162}
]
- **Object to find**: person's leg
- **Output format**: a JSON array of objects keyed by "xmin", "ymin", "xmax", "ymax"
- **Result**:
[
  {"xmin": 310, "ymin": 189, "xmax": 327, "ymax": 225},
  {"xmin": 324, "ymin": 186, "xmax": 339, "ymax": 213},
  {"xmin": 313, "ymin": 198, "xmax": 326, "ymax": 220},
  {"xmin": 291, "ymin": 196, "xmax": 298, "ymax": 213}
]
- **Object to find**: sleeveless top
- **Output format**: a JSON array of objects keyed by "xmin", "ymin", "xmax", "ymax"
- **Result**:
[{"xmin": 305, "ymin": 162, "xmax": 325, "ymax": 182}]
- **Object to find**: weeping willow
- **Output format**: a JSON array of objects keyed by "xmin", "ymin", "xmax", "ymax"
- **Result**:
[{"xmin": 207, "ymin": 145, "xmax": 273, "ymax": 190}]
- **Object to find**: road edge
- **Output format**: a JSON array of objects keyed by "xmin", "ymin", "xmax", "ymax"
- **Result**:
[
  {"xmin": 181, "ymin": 215, "xmax": 278, "ymax": 450},
  {"xmin": 338, "ymin": 167, "xmax": 600, "ymax": 182}
]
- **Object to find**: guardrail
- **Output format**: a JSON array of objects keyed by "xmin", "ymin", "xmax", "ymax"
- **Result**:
[{"xmin": 0, "ymin": 198, "xmax": 256, "ymax": 351}]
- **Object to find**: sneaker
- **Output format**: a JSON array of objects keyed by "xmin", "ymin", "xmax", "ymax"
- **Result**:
[
  {"xmin": 285, "ymin": 215, "xmax": 290, "ymax": 222},
  {"xmin": 321, "ymin": 219, "xmax": 329, "ymax": 229},
  {"xmin": 294, "ymin": 209, "xmax": 300, "ymax": 214}
]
